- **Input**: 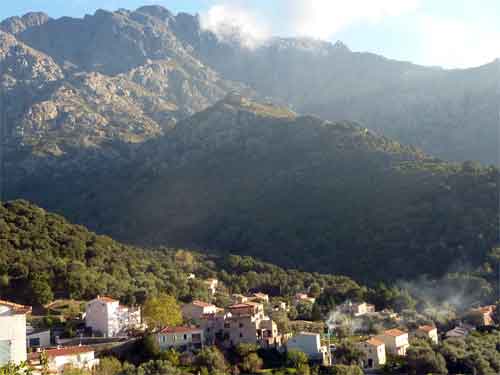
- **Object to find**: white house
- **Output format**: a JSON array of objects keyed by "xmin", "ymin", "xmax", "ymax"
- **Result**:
[
  {"xmin": 287, "ymin": 332, "xmax": 331, "ymax": 366},
  {"xmin": 26, "ymin": 327, "xmax": 51, "ymax": 349},
  {"xmin": 156, "ymin": 327, "xmax": 204, "ymax": 351},
  {"xmin": 375, "ymin": 329, "xmax": 409, "ymax": 356},
  {"xmin": 182, "ymin": 301, "xmax": 218, "ymax": 322},
  {"xmin": 357, "ymin": 338, "xmax": 386, "ymax": 369},
  {"xmin": 85, "ymin": 296, "xmax": 141, "ymax": 338},
  {"xmin": 204, "ymin": 279, "xmax": 219, "ymax": 296},
  {"xmin": 414, "ymin": 325, "xmax": 439, "ymax": 345},
  {"xmin": 0, "ymin": 300, "xmax": 31, "ymax": 365},
  {"xmin": 29, "ymin": 346, "xmax": 99, "ymax": 374}
]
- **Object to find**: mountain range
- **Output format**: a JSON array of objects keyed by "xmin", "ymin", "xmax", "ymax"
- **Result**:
[{"xmin": 1, "ymin": 6, "xmax": 498, "ymax": 282}]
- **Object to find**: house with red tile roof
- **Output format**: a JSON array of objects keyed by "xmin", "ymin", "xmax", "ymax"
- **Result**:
[
  {"xmin": 182, "ymin": 300, "xmax": 218, "ymax": 323},
  {"xmin": 356, "ymin": 337, "xmax": 386, "ymax": 369},
  {"xmin": 414, "ymin": 325, "xmax": 439, "ymax": 344},
  {"xmin": 0, "ymin": 300, "xmax": 31, "ymax": 365},
  {"xmin": 29, "ymin": 345, "xmax": 99, "ymax": 374},
  {"xmin": 375, "ymin": 329, "xmax": 409, "ymax": 356},
  {"xmin": 156, "ymin": 327, "xmax": 204, "ymax": 351}
]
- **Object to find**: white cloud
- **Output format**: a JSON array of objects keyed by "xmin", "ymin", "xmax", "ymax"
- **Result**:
[
  {"xmin": 202, "ymin": 0, "xmax": 420, "ymax": 43},
  {"xmin": 287, "ymin": 0, "xmax": 420, "ymax": 40},
  {"xmin": 200, "ymin": 3, "xmax": 270, "ymax": 48},
  {"xmin": 419, "ymin": 16, "xmax": 500, "ymax": 68}
]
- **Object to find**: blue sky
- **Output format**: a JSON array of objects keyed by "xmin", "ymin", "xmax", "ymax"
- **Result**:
[{"xmin": 1, "ymin": 0, "xmax": 499, "ymax": 68}]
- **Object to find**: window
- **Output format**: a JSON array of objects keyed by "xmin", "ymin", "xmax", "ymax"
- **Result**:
[
  {"xmin": 239, "ymin": 323, "xmax": 244, "ymax": 328},
  {"xmin": 0, "ymin": 341, "xmax": 11, "ymax": 366},
  {"xmin": 184, "ymin": 334, "xmax": 187, "ymax": 340},
  {"xmin": 29, "ymin": 338, "xmax": 41, "ymax": 347},
  {"xmin": 239, "ymin": 333, "xmax": 243, "ymax": 338}
]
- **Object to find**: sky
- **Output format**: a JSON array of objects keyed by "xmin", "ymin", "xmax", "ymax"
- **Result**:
[{"xmin": 1, "ymin": 0, "xmax": 499, "ymax": 69}]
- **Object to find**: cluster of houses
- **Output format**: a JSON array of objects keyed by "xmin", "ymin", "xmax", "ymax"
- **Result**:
[
  {"xmin": 1, "ymin": 277, "xmax": 498, "ymax": 374},
  {"xmin": 0, "ymin": 295, "xmax": 144, "ymax": 374},
  {"xmin": 355, "ymin": 327, "xmax": 438, "ymax": 370}
]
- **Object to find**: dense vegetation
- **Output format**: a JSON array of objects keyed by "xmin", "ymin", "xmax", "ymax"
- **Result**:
[
  {"xmin": 10, "ymin": 98, "xmax": 497, "ymax": 283},
  {"xmin": 0, "ymin": 199, "xmax": 363, "ymax": 306}
]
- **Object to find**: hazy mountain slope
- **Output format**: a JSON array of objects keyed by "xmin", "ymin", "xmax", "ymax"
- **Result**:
[
  {"xmin": 9, "ymin": 97, "xmax": 497, "ymax": 282},
  {"xmin": 7, "ymin": 5, "xmax": 497, "ymax": 163},
  {"xmin": 172, "ymin": 14, "xmax": 500, "ymax": 164}
]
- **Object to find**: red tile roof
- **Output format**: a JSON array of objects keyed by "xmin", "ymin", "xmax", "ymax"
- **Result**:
[
  {"xmin": 365, "ymin": 338, "xmax": 385, "ymax": 346},
  {"xmin": 384, "ymin": 328, "xmax": 407, "ymax": 337},
  {"xmin": 0, "ymin": 300, "xmax": 32, "ymax": 314},
  {"xmin": 229, "ymin": 303, "xmax": 257, "ymax": 309},
  {"xmin": 192, "ymin": 300, "xmax": 214, "ymax": 308},
  {"xmin": 30, "ymin": 346, "xmax": 94, "ymax": 360},
  {"xmin": 418, "ymin": 325, "xmax": 436, "ymax": 333},
  {"xmin": 160, "ymin": 326, "xmax": 201, "ymax": 334}
]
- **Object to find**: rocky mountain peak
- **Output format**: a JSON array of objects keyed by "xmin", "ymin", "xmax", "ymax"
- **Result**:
[{"xmin": 0, "ymin": 12, "xmax": 50, "ymax": 35}]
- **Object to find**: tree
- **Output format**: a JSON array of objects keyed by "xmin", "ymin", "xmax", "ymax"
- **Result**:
[
  {"xmin": 143, "ymin": 294, "xmax": 182, "ymax": 330},
  {"xmin": 240, "ymin": 353, "xmax": 263, "ymax": 373},
  {"xmin": 96, "ymin": 357, "xmax": 123, "ymax": 375},
  {"xmin": 0, "ymin": 362, "xmax": 32, "ymax": 375},
  {"xmin": 331, "ymin": 364, "xmax": 363, "ymax": 375},
  {"xmin": 333, "ymin": 341, "xmax": 363, "ymax": 365},
  {"xmin": 309, "ymin": 283, "xmax": 322, "ymax": 298},
  {"xmin": 195, "ymin": 347, "xmax": 228, "ymax": 374},
  {"xmin": 30, "ymin": 275, "xmax": 54, "ymax": 305},
  {"xmin": 286, "ymin": 349, "xmax": 309, "ymax": 368},
  {"xmin": 407, "ymin": 341, "xmax": 447, "ymax": 375}
]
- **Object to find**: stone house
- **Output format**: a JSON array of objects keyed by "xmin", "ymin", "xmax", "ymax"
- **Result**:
[
  {"xmin": 356, "ymin": 337, "xmax": 386, "ymax": 369},
  {"xmin": 182, "ymin": 301, "xmax": 218, "ymax": 323}
]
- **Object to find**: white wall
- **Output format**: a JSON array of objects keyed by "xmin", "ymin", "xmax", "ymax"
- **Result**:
[{"xmin": 0, "ymin": 313, "xmax": 27, "ymax": 365}]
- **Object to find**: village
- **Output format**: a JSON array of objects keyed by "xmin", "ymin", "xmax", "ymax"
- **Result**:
[{"xmin": 1, "ymin": 273, "xmax": 498, "ymax": 374}]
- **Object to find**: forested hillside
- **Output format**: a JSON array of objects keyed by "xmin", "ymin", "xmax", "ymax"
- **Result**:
[
  {"xmin": 8, "ymin": 97, "xmax": 498, "ymax": 282},
  {"xmin": 0, "ymin": 200, "xmax": 362, "ymax": 307}
]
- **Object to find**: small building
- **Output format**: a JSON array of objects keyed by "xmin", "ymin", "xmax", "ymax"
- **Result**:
[
  {"xmin": 85, "ymin": 296, "xmax": 142, "ymax": 338},
  {"xmin": 204, "ymin": 279, "xmax": 219, "ymax": 296},
  {"xmin": 0, "ymin": 300, "xmax": 31, "ymax": 365},
  {"xmin": 340, "ymin": 301, "xmax": 376, "ymax": 316},
  {"xmin": 222, "ymin": 302, "xmax": 284, "ymax": 349},
  {"xmin": 414, "ymin": 325, "xmax": 438, "ymax": 345},
  {"xmin": 287, "ymin": 332, "xmax": 332, "ymax": 366},
  {"xmin": 231, "ymin": 294, "xmax": 249, "ymax": 304},
  {"xmin": 445, "ymin": 324, "xmax": 473, "ymax": 339},
  {"xmin": 200, "ymin": 311, "xmax": 231, "ymax": 345},
  {"xmin": 294, "ymin": 293, "xmax": 316, "ymax": 305},
  {"xmin": 182, "ymin": 301, "xmax": 218, "ymax": 322},
  {"xmin": 156, "ymin": 327, "xmax": 203, "ymax": 351},
  {"xmin": 26, "ymin": 327, "xmax": 51, "ymax": 349},
  {"xmin": 356, "ymin": 338, "xmax": 386, "ymax": 370},
  {"xmin": 273, "ymin": 301, "xmax": 288, "ymax": 312},
  {"xmin": 29, "ymin": 346, "xmax": 99, "ymax": 374},
  {"xmin": 375, "ymin": 329, "xmax": 409, "ymax": 356},
  {"xmin": 468, "ymin": 305, "xmax": 496, "ymax": 326},
  {"xmin": 249, "ymin": 293, "xmax": 270, "ymax": 304}
]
